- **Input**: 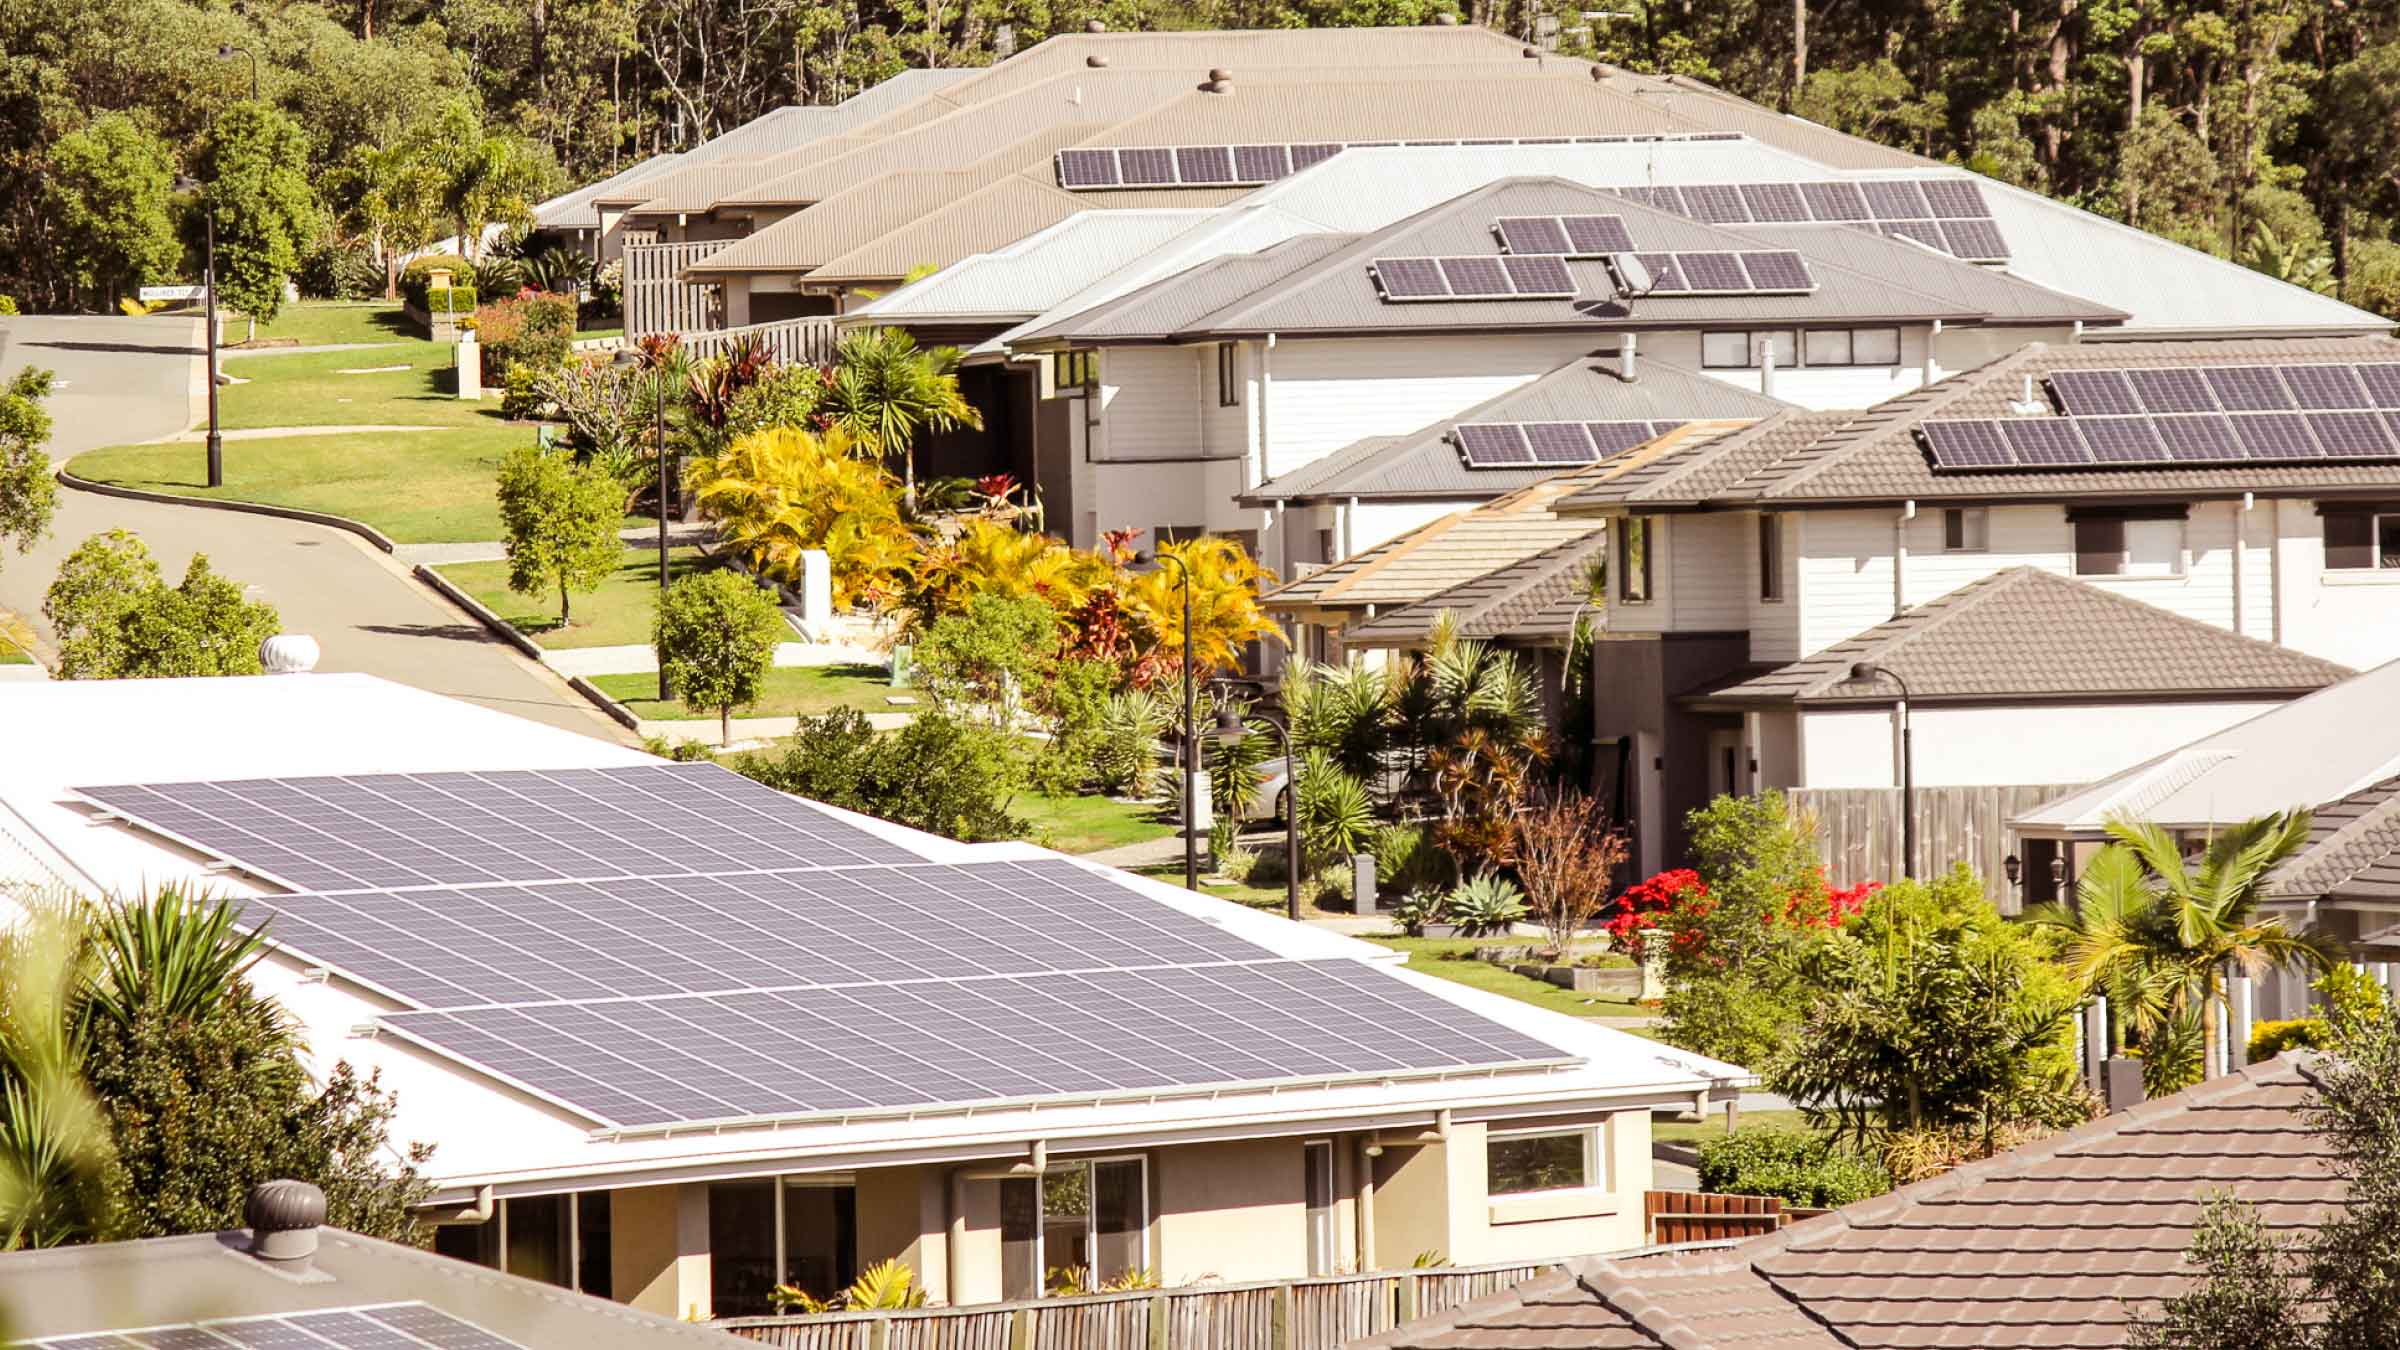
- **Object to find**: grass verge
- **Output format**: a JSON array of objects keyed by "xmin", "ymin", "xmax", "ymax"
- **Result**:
[
  {"xmin": 594, "ymin": 664, "xmax": 896, "ymax": 721},
  {"xmin": 1016, "ymin": 794, "xmax": 1176, "ymax": 855},
  {"xmin": 1361, "ymin": 935, "xmax": 1655, "ymax": 1021},
  {"xmin": 1651, "ymin": 1109, "xmax": 1810, "ymax": 1148},
  {"xmin": 434, "ymin": 546, "xmax": 713, "ymax": 648},
  {"xmin": 235, "ymin": 300, "xmax": 422, "ymax": 349}
]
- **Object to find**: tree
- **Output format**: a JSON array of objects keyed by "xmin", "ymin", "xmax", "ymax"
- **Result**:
[
  {"xmin": 0, "ymin": 367, "xmax": 57, "ymax": 570},
  {"xmin": 818, "ymin": 326, "xmax": 982, "ymax": 507},
  {"xmin": 194, "ymin": 103, "xmax": 317, "ymax": 338},
  {"xmin": 2027, "ymin": 811, "xmax": 2333, "ymax": 1095},
  {"xmin": 655, "ymin": 569, "xmax": 785, "ymax": 745},
  {"xmin": 46, "ymin": 113, "xmax": 180, "ymax": 311},
  {"xmin": 1514, "ymin": 789, "xmax": 1627, "ymax": 955},
  {"xmin": 43, "ymin": 531, "xmax": 280, "ymax": 680},
  {"xmin": 736, "ymin": 707, "xmax": 1026, "ymax": 843},
  {"xmin": 1122, "ymin": 536, "xmax": 1282, "ymax": 678},
  {"xmin": 690, "ymin": 425, "xmax": 922, "ymax": 610},
  {"xmin": 408, "ymin": 97, "xmax": 556, "ymax": 261},
  {"xmin": 913, "ymin": 593, "xmax": 1060, "ymax": 732},
  {"xmin": 496, "ymin": 443, "xmax": 625, "ymax": 626}
]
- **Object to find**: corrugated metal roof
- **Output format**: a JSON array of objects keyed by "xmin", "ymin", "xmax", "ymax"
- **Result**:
[
  {"xmin": 1736, "ymin": 224, "xmax": 2126, "ymax": 323},
  {"xmin": 847, "ymin": 209, "xmax": 1229, "ymax": 320},
  {"xmin": 534, "ymin": 153, "xmax": 685, "ymax": 229},
  {"xmin": 1556, "ymin": 336, "xmax": 2400, "ymax": 509},
  {"xmin": 809, "ymin": 174, "xmax": 1241, "ymax": 284},
  {"xmin": 1695, "ymin": 566, "xmax": 2351, "ymax": 705},
  {"xmin": 1341, "ymin": 531, "xmax": 1607, "ymax": 649},
  {"xmin": 1241, "ymin": 359, "xmax": 1787, "ymax": 503},
  {"xmin": 1265, "ymin": 478, "xmax": 1601, "ymax": 612}
]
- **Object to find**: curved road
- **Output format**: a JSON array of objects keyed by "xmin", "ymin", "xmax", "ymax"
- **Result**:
[{"xmin": 0, "ymin": 315, "xmax": 631, "ymax": 743}]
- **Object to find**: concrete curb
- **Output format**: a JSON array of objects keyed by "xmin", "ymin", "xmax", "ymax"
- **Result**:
[
  {"xmin": 409, "ymin": 564, "xmax": 646, "ymax": 734},
  {"xmin": 56, "ymin": 469, "xmax": 401, "ymax": 554}
]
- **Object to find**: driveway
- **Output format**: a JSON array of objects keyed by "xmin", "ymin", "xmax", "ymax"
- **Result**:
[{"xmin": 0, "ymin": 315, "xmax": 632, "ymax": 744}]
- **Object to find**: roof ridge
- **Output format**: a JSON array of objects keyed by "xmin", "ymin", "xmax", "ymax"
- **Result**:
[
  {"xmin": 1311, "ymin": 510, "xmax": 1472, "ymax": 602},
  {"xmin": 1752, "ymin": 343, "xmax": 2050, "ymax": 499},
  {"xmin": 2265, "ymin": 771, "xmax": 2400, "ymax": 896}
]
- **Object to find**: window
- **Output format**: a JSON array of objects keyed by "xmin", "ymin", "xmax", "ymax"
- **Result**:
[
  {"xmin": 1713, "ymin": 326, "xmax": 1902, "ymax": 369},
  {"xmin": 1304, "ymin": 1141, "xmax": 1337, "ymax": 1276},
  {"xmin": 1701, "ymin": 331, "xmax": 1750, "ymax": 369},
  {"xmin": 1942, "ymin": 507, "xmax": 1988, "ymax": 552},
  {"xmin": 1616, "ymin": 516, "xmax": 1654, "ymax": 604},
  {"xmin": 710, "ymin": 1178, "xmax": 859, "ymax": 1316},
  {"xmin": 2073, "ymin": 510, "xmax": 2185, "ymax": 578},
  {"xmin": 434, "ymin": 1191, "xmax": 612, "ymax": 1298},
  {"xmin": 505, "ymin": 1193, "xmax": 571, "ymax": 1288},
  {"xmin": 1217, "ymin": 342, "xmax": 1241, "ymax": 406},
  {"xmin": 1001, "ymin": 1159, "xmax": 1147, "ymax": 1299},
  {"xmin": 1755, "ymin": 329, "xmax": 1797, "ymax": 368},
  {"xmin": 1758, "ymin": 514, "xmax": 1783, "ymax": 601},
  {"xmin": 1803, "ymin": 328, "xmax": 1852, "ymax": 367},
  {"xmin": 1488, "ymin": 1127, "xmax": 1599, "ymax": 1196},
  {"xmin": 1853, "ymin": 327, "xmax": 1902, "ymax": 365},
  {"xmin": 2325, "ymin": 510, "xmax": 2400, "ymax": 570},
  {"xmin": 1052, "ymin": 348, "xmax": 1096, "ymax": 396}
]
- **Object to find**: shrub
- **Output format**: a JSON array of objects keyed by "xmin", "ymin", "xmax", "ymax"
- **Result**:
[
  {"xmin": 2247, "ymin": 1016, "xmax": 2332, "ymax": 1063},
  {"xmin": 499, "ymin": 363, "xmax": 547, "ymax": 420},
  {"xmin": 296, "ymin": 237, "xmax": 379, "ymax": 300},
  {"xmin": 1095, "ymin": 690, "xmax": 1169, "ymax": 797},
  {"xmin": 1393, "ymin": 886, "xmax": 1446, "ymax": 936},
  {"xmin": 1208, "ymin": 816, "xmax": 1240, "ymax": 872},
  {"xmin": 44, "ymin": 530, "xmax": 280, "ymax": 680},
  {"xmin": 1030, "ymin": 656, "xmax": 1121, "ymax": 795},
  {"xmin": 0, "ymin": 295, "xmax": 19, "ymax": 315},
  {"xmin": 914, "ymin": 592, "xmax": 1059, "ymax": 726},
  {"xmin": 1696, "ymin": 1127, "xmax": 1890, "ymax": 1208},
  {"xmin": 1369, "ymin": 822, "xmax": 1450, "ymax": 896},
  {"xmin": 476, "ymin": 292, "xmax": 575, "ymax": 376},
  {"xmin": 736, "ymin": 707, "xmax": 1025, "ymax": 843},
  {"xmin": 400, "ymin": 254, "xmax": 469, "ymax": 308},
  {"xmin": 1294, "ymin": 750, "xmax": 1373, "ymax": 875},
  {"xmin": 423, "ymin": 284, "xmax": 476, "ymax": 320},
  {"xmin": 656, "ymin": 570, "xmax": 786, "ymax": 746},
  {"xmin": 1446, "ymin": 872, "xmax": 1529, "ymax": 936},
  {"xmin": 1316, "ymin": 861, "xmax": 1353, "ymax": 909}
]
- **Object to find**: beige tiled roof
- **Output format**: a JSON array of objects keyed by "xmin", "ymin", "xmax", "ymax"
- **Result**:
[
  {"xmin": 1696, "ymin": 567, "xmax": 2353, "ymax": 706},
  {"xmin": 1265, "ymin": 479, "xmax": 1600, "ymax": 613},
  {"xmin": 2264, "ymin": 773, "xmax": 2400, "ymax": 902},
  {"xmin": 1341, "ymin": 531, "xmax": 1606, "ymax": 649},
  {"xmin": 1368, "ymin": 1056, "xmax": 2340, "ymax": 1350},
  {"xmin": 1558, "ymin": 337, "xmax": 2400, "ymax": 510}
]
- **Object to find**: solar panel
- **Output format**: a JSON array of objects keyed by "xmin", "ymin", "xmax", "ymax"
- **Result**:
[
  {"xmin": 1938, "ymin": 218, "xmax": 2010, "ymax": 262},
  {"xmin": 126, "ymin": 1334, "xmax": 233, "ymax": 1350},
  {"xmin": 1921, "ymin": 179, "xmax": 1990, "ymax": 218},
  {"xmin": 1618, "ymin": 185, "xmax": 1685, "ymax": 214},
  {"xmin": 2078, "ymin": 415, "xmax": 2169, "ymax": 463},
  {"xmin": 1736, "ymin": 250, "xmax": 1814, "ymax": 292},
  {"xmin": 2205, "ymin": 365, "xmax": 2293, "ymax": 411},
  {"xmin": 1523, "ymin": 422, "xmax": 1598, "ymax": 464},
  {"xmin": 2359, "ymin": 363, "xmax": 2400, "ymax": 408},
  {"xmin": 202, "ymin": 1319, "xmax": 326, "ymax": 1348},
  {"xmin": 1648, "ymin": 419, "xmax": 1687, "ymax": 437},
  {"xmin": 2047, "ymin": 369, "xmax": 2141, "ymax": 416},
  {"xmin": 1560, "ymin": 214, "xmax": 1636, "ymax": 255},
  {"xmin": 1586, "ymin": 421, "xmax": 1660, "ymax": 455},
  {"xmin": 1054, "ymin": 149, "xmax": 1120, "ymax": 189},
  {"xmin": 2152, "ymin": 413, "xmax": 2241, "ymax": 462},
  {"xmin": 2128, "ymin": 367, "xmax": 2218, "ymax": 414},
  {"xmin": 1738, "ymin": 182, "xmax": 1811, "ymax": 222},
  {"xmin": 1233, "ymin": 144, "xmax": 1290, "ymax": 181},
  {"xmin": 1998, "ymin": 418, "xmax": 2091, "ymax": 465},
  {"xmin": 1680, "ymin": 183, "xmax": 1750, "ymax": 224},
  {"xmin": 1173, "ymin": 145, "xmax": 1236, "ymax": 185},
  {"xmin": 272, "ymin": 1310, "xmax": 429, "ymax": 1350},
  {"xmin": 1919, "ymin": 419, "xmax": 2013, "ymax": 469},
  {"xmin": 2280, "ymin": 363, "xmax": 2374, "ymax": 409},
  {"xmin": 1372, "ymin": 257, "xmax": 1448, "ymax": 299},
  {"xmin": 20, "ymin": 1308, "xmax": 526, "ymax": 1350},
  {"xmin": 347, "ymin": 1306, "xmax": 521, "ymax": 1350},
  {"xmin": 1290, "ymin": 143, "xmax": 1343, "ymax": 170},
  {"xmin": 1456, "ymin": 422, "xmax": 1533, "ymax": 465},
  {"xmin": 1798, "ymin": 181, "xmax": 1872, "ymax": 221},
  {"xmin": 1495, "ymin": 216, "xmax": 1573, "ymax": 255},
  {"xmin": 1862, "ymin": 180, "xmax": 1933, "ymax": 219},
  {"xmin": 75, "ymin": 765, "xmax": 916, "ymax": 893},
  {"xmin": 1499, "ymin": 254, "xmax": 1576, "ymax": 296},
  {"xmin": 1670, "ymin": 251, "xmax": 1747, "ymax": 292},
  {"xmin": 2229, "ymin": 411, "xmax": 2321, "ymax": 460},
  {"xmin": 1438, "ymin": 256, "xmax": 1513, "ymax": 296},
  {"xmin": 2305, "ymin": 410, "xmax": 2396, "ymax": 457},
  {"xmin": 1880, "ymin": 219, "xmax": 1946, "ymax": 250},
  {"xmin": 1115, "ymin": 147, "xmax": 1177, "ymax": 185},
  {"xmin": 1632, "ymin": 252, "xmax": 1687, "ymax": 292},
  {"xmin": 380, "ymin": 958, "xmax": 1572, "ymax": 1129}
]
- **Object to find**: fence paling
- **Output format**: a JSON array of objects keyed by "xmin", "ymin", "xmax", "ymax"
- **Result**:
[
  {"xmin": 1787, "ymin": 782, "xmax": 2084, "ymax": 914},
  {"xmin": 674, "ymin": 316, "xmax": 839, "ymax": 366},
  {"xmin": 624, "ymin": 240, "xmax": 730, "ymax": 337}
]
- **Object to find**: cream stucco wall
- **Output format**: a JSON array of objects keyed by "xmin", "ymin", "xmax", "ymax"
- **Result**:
[
  {"xmin": 612, "ymin": 1183, "xmax": 711, "ymax": 1320},
  {"xmin": 1438, "ymin": 1113, "xmax": 1650, "ymax": 1265},
  {"xmin": 1155, "ymin": 1137, "xmax": 1309, "ymax": 1284}
]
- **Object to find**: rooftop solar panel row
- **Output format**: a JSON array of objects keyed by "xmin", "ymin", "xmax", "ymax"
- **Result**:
[
  {"xmin": 1921, "ymin": 411, "xmax": 2400, "ymax": 470},
  {"xmin": 2049, "ymin": 362, "xmax": 2400, "ymax": 416},
  {"xmin": 1493, "ymin": 214, "xmax": 1634, "ymax": 257},
  {"xmin": 1055, "ymin": 134, "xmax": 1774, "ymax": 191},
  {"xmin": 1371, "ymin": 254, "xmax": 1579, "ymax": 301},
  {"xmin": 1617, "ymin": 250, "xmax": 1815, "ymax": 295},
  {"xmin": 16, "ymin": 1305, "xmax": 524, "ymax": 1350},
  {"xmin": 1455, "ymin": 420, "xmax": 1683, "ymax": 467},
  {"xmin": 1621, "ymin": 176, "xmax": 2009, "ymax": 261}
]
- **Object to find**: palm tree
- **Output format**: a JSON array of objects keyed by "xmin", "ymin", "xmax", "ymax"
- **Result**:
[
  {"xmin": 818, "ymin": 327, "xmax": 983, "ymax": 509},
  {"xmin": 0, "ymin": 902, "xmax": 117, "ymax": 1249},
  {"xmin": 2026, "ymin": 810, "xmax": 2333, "ymax": 1090}
]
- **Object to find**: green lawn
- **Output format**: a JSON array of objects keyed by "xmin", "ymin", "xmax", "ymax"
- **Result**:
[
  {"xmin": 1128, "ymin": 861, "xmax": 1354, "ymax": 919},
  {"xmin": 1652, "ymin": 1109, "xmax": 1809, "ymax": 1148},
  {"xmin": 236, "ymin": 300, "xmax": 422, "ymax": 349},
  {"xmin": 594, "ymin": 663, "xmax": 894, "ymax": 721},
  {"xmin": 0, "ymin": 641, "xmax": 32, "ymax": 665},
  {"xmin": 1016, "ymin": 794, "xmax": 1176, "ymax": 855},
  {"xmin": 435, "ymin": 547, "xmax": 713, "ymax": 648},
  {"xmin": 576, "ymin": 324, "xmax": 624, "ymax": 341},
  {"xmin": 1361, "ymin": 935, "xmax": 1655, "ymax": 1020},
  {"xmin": 219, "ymin": 345, "xmax": 494, "ymax": 431}
]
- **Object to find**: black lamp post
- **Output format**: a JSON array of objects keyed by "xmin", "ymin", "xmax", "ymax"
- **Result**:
[
  {"xmin": 2003, "ymin": 853, "xmax": 2022, "ymax": 889},
  {"xmin": 218, "ymin": 44, "xmax": 258, "ymax": 100},
  {"xmin": 612, "ymin": 349, "xmax": 674, "ymax": 701},
  {"xmin": 1139, "ymin": 550, "xmax": 1197, "ymax": 890},
  {"xmin": 172, "ymin": 174, "xmax": 224, "ymax": 489},
  {"xmin": 1214, "ymin": 693, "xmax": 1299, "ymax": 922},
  {"xmin": 1845, "ymin": 660, "xmax": 1914, "ymax": 878}
]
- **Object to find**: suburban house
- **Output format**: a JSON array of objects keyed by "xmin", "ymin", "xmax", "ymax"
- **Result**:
[
  {"xmin": 0, "ymin": 1181, "xmax": 748, "ymax": 1348},
  {"xmin": 1337, "ymin": 533, "xmax": 1610, "ymax": 718},
  {"xmin": 0, "ymin": 673, "xmax": 1749, "ymax": 1323},
  {"xmin": 1543, "ymin": 337, "xmax": 2400, "ymax": 876},
  {"xmin": 1356, "ymin": 1055, "xmax": 2340, "ymax": 1350}
]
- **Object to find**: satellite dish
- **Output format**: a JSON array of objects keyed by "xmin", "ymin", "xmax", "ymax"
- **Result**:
[{"xmin": 1611, "ymin": 252, "xmax": 1654, "ymax": 297}]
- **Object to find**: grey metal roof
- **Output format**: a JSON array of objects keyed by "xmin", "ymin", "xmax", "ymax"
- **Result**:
[
  {"xmin": 1241, "ymin": 353, "xmax": 1791, "ymax": 504},
  {"xmin": 2013, "ymin": 657, "xmax": 2400, "ymax": 837},
  {"xmin": 1015, "ymin": 177, "xmax": 2116, "ymax": 345},
  {"xmin": 1734, "ymin": 224, "xmax": 2127, "ymax": 324},
  {"xmin": 846, "ymin": 209, "xmax": 1229, "ymax": 321},
  {"xmin": 1694, "ymin": 566, "xmax": 2353, "ymax": 706},
  {"xmin": 533, "ymin": 153, "xmax": 685, "ymax": 230},
  {"xmin": 1556, "ymin": 336, "xmax": 2400, "ymax": 511},
  {"xmin": 1341, "ymin": 531, "xmax": 1607, "ymax": 649},
  {"xmin": 0, "ymin": 1224, "xmax": 748, "ymax": 1346}
]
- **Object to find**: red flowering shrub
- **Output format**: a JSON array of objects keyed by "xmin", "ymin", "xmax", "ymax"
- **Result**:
[{"xmin": 1605, "ymin": 868, "xmax": 1709, "ymax": 948}]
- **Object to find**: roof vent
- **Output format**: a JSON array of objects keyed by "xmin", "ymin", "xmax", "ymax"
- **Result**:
[
  {"xmin": 259, "ymin": 633, "xmax": 320, "ymax": 674},
  {"xmin": 1084, "ymin": 18, "xmax": 1106, "ymax": 32},
  {"xmin": 1590, "ymin": 64, "xmax": 1611, "ymax": 82},
  {"xmin": 1205, "ymin": 68, "xmax": 1234, "ymax": 93},
  {"xmin": 1086, "ymin": 54, "xmax": 1108, "ymax": 67},
  {"xmin": 1434, "ymin": 11, "xmax": 1459, "ymax": 23},
  {"xmin": 1522, "ymin": 44, "xmax": 1540, "ymax": 57},
  {"xmin": 246, "ymin": 1180, "xmax": 327, "ymax": 1268}
]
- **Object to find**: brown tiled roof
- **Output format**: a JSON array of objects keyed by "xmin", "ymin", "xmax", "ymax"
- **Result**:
[
  {"xmin": 1264, "ymin": 478, "xmax": 1601, "ymax": 614},
  {"xmin": 1556, "ymin": 337, "xmax": 2400, "ymax": 511},
  {"xmin": 1365, "ymin": 1056, "xmax": 2340, "ymax": 1350},
  {"xmin": 2265, "ymin": 772, "xmax": 2400, "ymax": 903},
  {"xmin": 1694, "ymin": 567, "xmax": 2352, "ymax": 706},
  {"xmin": 1341, "ymin": 531, "xmax": 1605, "ymax": 649}
]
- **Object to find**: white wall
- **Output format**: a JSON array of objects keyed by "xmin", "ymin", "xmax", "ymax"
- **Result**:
[
  {"xmin": 2273, "ymin": 497, "xmax": 2400, "ymax": 669},
  {"xmin": 1262, "ymin": 334, "xmax": 1599, "ymax": 476},
  {"xmin": 1795, "ymin": 701, "xmax": 2288, "ymax": 789},
  {"xmin": 1748, "ymin": 510, "xmax": 1803, "ymax": 662}
]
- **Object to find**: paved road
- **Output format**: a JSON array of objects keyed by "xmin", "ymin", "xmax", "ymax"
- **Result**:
[{"xmin": 0, "ymin": 315, "xmax": 632, "ymax": 744}]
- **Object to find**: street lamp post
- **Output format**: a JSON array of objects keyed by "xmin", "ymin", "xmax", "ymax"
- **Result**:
[
  {"xmin": 1214, "ymin": 697, "xmax": 1299, "ymax": 922},
  {"xmin": 1139, "ymin": 550, "xmax": 1197, "ymax": 890},
  {"xmin": 218, "ymin": 44, "xmax": 258, "ymax": 100},
  {"xmin": 173, "ymin": 175, "xmax": 224, "ymax": 489},
  {"xmin": 613, "ymin": 349, "xmax": 674, "ymax": 701},
  {"xmin": 1846, "ymin": 661, "xmax": 1914, "ymax": 878}
]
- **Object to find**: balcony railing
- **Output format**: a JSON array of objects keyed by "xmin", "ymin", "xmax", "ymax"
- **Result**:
[
  {"xmin": 625, "ymin": 240, "xmax": 730, "ymax": 338},
  {"xmin": 677, "ymin": 317, "xmax": 839, "ymax": 367}
]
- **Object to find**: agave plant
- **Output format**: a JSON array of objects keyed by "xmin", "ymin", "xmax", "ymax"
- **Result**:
[{"xmin": 1446, "ymin": 872, "xmax": 1530, "ymax": 936}]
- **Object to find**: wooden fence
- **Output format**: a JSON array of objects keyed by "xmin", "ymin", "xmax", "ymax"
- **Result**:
[
  {"xmin": 1643, "ymin": 1190, "xmax": 1828, "ymax": 1244},
  {"xmin": 624, "ymin": 240, "xmax": 728, "ymax": 337},
  {"xmin": 677, "ymin": 316, "xmax": 840, "ymax": 367},
  {"xmin": 1788, "ymin": 783, "xmax": 2084, "ymax": 915},
  {"xmin": 718, "ymin": 1260, "xmax": 1557, "ymax": 1350}
]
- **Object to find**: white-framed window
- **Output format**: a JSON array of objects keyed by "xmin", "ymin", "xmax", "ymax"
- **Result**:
[
  {"xmin": 1217, "ymin": 342, "xmax": 1241, "ymax": 407},
  {"xmin": 1707, "ymin": 326, "xmax": 1898, "ymax": 369},
  {"xmin": 1487, "ymin": 1125, "xmax": 1603, "ymax": 1196},
  {"xmin": 2073, "ymin": 512, "xmax": 2185, "ymax": 577},
  {"xmin": 1942, "ymin": 507, "xmax": 1989, "ymax": 552},
  {"xmin": 1303, "ymin": 1140, "xmax": 1337, "ymax": 1276},
  {"xmin": 1853, "ymin": 327, "xmax": 1902, "ymax": 365},
  {"xmin": 1758, "ymin": 513, "xmax": 1784, "ymax": 601},
  {"xmin": 1000, "ymin": 1157, "xmax": 1148, "ymax": 1300},
  {"xmin": 1803, "ymin": 328, "xmax": 1853, "ymax": 367},
  {"xmin": 708, "ymin": 1176, "xmax": 859, "ymax": 1316},
  {"xmin": 1617, "ymin": 516, "xmax": 1654, "ymax": 604},
  {"xmin": 2324, "ymin": 509, "xmax": 2400, "ymax": 570},
  {"xmin": 1701, "ymin": 330, "xmax": 1751, "ymax": 369}
]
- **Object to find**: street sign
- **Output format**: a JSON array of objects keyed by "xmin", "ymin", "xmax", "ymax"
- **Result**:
[{"xmin": 139, "ymin": 284, "xmax": 206, "ymax": 303}]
